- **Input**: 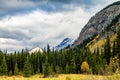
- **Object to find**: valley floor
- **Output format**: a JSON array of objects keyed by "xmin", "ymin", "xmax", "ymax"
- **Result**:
[{"xmin": 1, "ymin": 74, "xmax": 120, "ymax": 80}]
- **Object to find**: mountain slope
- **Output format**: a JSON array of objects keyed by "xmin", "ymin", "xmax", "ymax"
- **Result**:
[
  {"xmin": 55, "ymin": 38, "xmax": 74, "ymax": 50},
  {"xmin": 74, "ymin": 1, "xmax": 120, "ymax": 51}
]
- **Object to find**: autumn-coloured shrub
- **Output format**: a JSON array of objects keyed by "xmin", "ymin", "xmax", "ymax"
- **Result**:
[{"xmin": 81, "ymin": 61, "xmax": 90, "ymax": 74}]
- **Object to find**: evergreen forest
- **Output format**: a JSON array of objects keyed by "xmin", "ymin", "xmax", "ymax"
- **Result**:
[{"xmin": 0, "ymin": 30, "xmax": 120, "ymax": 77}]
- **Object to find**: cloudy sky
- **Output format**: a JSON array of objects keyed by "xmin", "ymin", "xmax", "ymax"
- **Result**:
[{"xmin": 0, "ymin": 0, "xmax": 119, "ymax": 52}]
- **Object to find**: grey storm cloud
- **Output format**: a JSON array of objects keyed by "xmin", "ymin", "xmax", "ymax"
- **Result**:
[
  {"xmin": 0, "ymin": 0, "xmax": 94, "ymax": 18},
  {"xmin": 0, "ymin": 28, "xmax": 31, "ymax": 40},
  {"xmin": 39, "ymin": 0, "xmax": 91, "ymax": 4},
  {"xmin": 0, "ymin": 0, "xmax": 116, "ymax": 18}
]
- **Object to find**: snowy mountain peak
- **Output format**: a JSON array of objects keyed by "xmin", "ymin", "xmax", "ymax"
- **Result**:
[
  {"xmin": 29, "ymin": 47, "xmax": 43, "ymax": 54},
  {"xmin": 55, "ymin": 38, "xmax": 74, "ymax": 51}
]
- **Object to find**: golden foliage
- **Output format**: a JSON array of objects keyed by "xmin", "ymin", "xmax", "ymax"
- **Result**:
[
  {"xmin": 81, "ymin": 61, "xmax": 90, "ymax": 74},
  {"xmin": 87, "ymin": 34, "xmax": 117, "ymax": 52}
]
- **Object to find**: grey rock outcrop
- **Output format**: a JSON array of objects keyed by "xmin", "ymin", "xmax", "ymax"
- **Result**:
[{"xmin": 74, "ymin": 1, "xmax": 120, "ymax": 46}]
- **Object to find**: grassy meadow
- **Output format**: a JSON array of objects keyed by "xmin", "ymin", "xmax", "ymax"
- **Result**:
[{"xmin": 0, "ymin": 74, "xmax": 120, "ymax": 80}]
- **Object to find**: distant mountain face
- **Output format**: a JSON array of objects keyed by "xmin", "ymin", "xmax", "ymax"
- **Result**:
[
  {"xmin": 29, "ymin": 47, "xmax": 43, "ymax": 54},
  {"xmin": 73, "ymin": 1, "xmax": 120, "ymax": 51},
  {"xmin": 55, "ymin": 38, "xmax": 74, "ymax": 50}
]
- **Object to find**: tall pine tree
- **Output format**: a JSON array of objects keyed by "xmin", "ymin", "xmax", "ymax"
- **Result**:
[
  {"xmin": 112, "ymin": 41, "xmax": 117, "ymax": 57},
  {"xmin": 65, "ymin": 64, "xmax": 69, "ymax": 74},
  {"xmin": 23, "ymin": 56, "xmax": 32, "ymax": 77},
  {"xmin": 69, "ymin": 58, "xmax": 76, "ymax": 73},
  {"xmin": 116, "ymin": 29, "xmax": 120, "ymax": 57},
  {"xmin": 1, "ymin": 55, "xmax": 7, "ymax": 75},
  {"xmin": 43, "ymin": 56, "xmax": 51, "ymax": 77},
  {"xmin": 14, "ymin": 63, "xmax": 19, "ymax": 75},
  {"xmin": 104, "ymin": 36, "xmax": 111, "ymax": 65}
]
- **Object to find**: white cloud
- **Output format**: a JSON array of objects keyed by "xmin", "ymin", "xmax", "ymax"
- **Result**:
[
  {"xmin": 0, "ymin": 5, "xmax": 98, "ymax": 52},
  {"xmin": 93, "ymin": 0, "xmax": 119, "ymax": 6}
]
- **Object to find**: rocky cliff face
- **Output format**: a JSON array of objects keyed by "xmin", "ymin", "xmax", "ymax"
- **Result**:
[{"xmin": 74, "ymin": 1, "xmax": 120, "ymax": 47}]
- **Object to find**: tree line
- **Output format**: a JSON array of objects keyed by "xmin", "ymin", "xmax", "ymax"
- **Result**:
[{"xmin": 0, "ymin": 29, "xmax": 120, "ymax": 77}]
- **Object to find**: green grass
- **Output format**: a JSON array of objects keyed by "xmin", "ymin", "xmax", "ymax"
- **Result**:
[{"xmin": 0, "ymin": 74, "xmax": 120, "ymax": 80}]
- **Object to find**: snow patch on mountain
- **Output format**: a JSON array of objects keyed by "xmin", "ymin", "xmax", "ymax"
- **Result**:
[
  {"xmin": 29, "ymin": 47, "xmax": 43, "ymax": 54},
  {"xmin": 55, "ymin": 38, "xmax": 74, "ymax": 51}
]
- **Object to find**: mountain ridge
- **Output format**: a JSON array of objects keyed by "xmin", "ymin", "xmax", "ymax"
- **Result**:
[{"xmin": 73, "ymin": 1, "xmax": 120, "ymax": 51}]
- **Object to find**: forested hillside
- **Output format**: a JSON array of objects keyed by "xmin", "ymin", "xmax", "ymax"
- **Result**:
[{"xmin": 0, "ymin": 29, "xmax": 120, "ymax": 77}]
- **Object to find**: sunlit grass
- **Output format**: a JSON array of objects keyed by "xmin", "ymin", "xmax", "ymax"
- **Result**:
[{"xmin": 0, "ymin": 74, "xmax": 120, "ymax": 80}]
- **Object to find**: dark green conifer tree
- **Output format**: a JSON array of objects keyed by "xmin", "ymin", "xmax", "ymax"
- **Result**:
[
  {"xmin": 23, "ymin": 56, "xmax": 31, "ymax": 77},
  {"xmin": 69, "ymin": 58, "xmax": 76, "ymax": 73},
  {"xmin": 43, "ymin": 56, "xmax": 51, "ymax": 77},
  {"xmin": 104, "ymin": 36, "xmax": 111, "ymax": 65},
  {"xmin": 65, "ymin": 64, "xmax": 69, "ymax": 74},
  {"xmin": 1, "ymin": 55, "xmax": 7, "ymax": 75},
  {"xmin": 116, "ymin": 29, "xmax": 120, "ymax": 57},
  {"xmin": 14, "ymin": 63, "xmax": 19, "ymax": 75},
  {"xmin": 112, "ymin": 41, "xmax": 117, "ymax": 57}
]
